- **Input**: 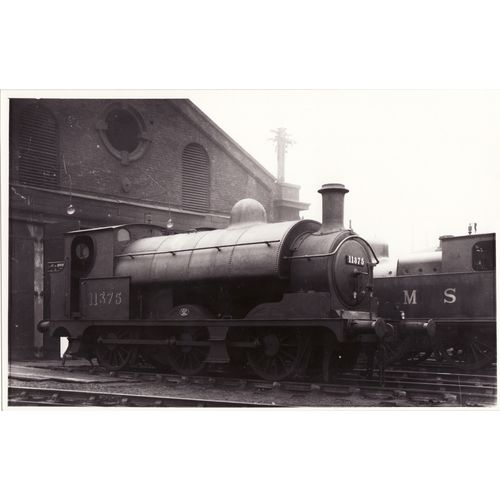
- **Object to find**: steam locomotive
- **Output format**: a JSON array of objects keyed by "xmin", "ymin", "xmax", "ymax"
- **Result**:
[
  {"xmin": 39, "ymin": 183, "xmax": 433, "ymax": 381},
  {"xmin": 374, "ymin": 232, "xmax": 496, "ymax": 370}
]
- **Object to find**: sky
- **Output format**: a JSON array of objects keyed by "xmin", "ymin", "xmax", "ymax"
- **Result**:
[{"xmin": 183, "ymin": 90, "xmax": 500, "ymax": 257}]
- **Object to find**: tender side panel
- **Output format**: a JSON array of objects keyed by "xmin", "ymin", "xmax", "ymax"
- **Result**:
[{"xmin": 375, "ymin": 271, "xmax": 496, "ymax": 320}]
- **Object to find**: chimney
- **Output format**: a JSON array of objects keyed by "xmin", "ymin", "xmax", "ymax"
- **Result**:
[{"xmin": 318, "ymin": 183, "xmax": 349, "ymax": 233}]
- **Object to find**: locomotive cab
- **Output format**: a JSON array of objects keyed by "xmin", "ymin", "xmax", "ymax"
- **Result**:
[
  {"xmin": 440, "ymin": 233, "xmax": 495, "ymax": 273},
  {"xmin": 47, "ymin": 224, "xmax": 164, "ymax": 322}
]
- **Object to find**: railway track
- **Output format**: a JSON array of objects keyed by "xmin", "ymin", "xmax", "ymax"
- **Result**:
[
  {"xmin": 10, "ymin": 362, "xmax": 497, "ymax": 407},
  {"xmin": 8, "ymin": 386, "xmax": 280, "ymax": 408},
  {"xmin": 335, "ymin": 368, "xmax": 496, "ymax": 405},
  {"xmin": 387, "ymin": 356, "xmax": 497, "ymax": 374}
]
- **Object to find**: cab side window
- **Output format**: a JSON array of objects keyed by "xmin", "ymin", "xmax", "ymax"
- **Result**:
[{"xmin": 472, "ymin": 240, "xmax": 495, "ymax": 271}]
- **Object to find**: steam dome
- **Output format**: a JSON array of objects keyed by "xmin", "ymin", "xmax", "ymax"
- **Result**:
[{"xmin": 229, "ymin": 198, "xmax": 267, "ymax": 227}]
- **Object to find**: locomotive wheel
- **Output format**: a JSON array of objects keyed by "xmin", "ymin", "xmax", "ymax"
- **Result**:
[
  {"xmin": 404, "ymin": 350, "xmax": 433, "ymax": 365},
  {"xmin": 246, "ymin": 328, "xmax": 306, "ymax": 381},
  {"xmin": 376, "ymin": 340, "xmax": 405, "ymax": 367},
  {"xmin": 377, "ymin": 334, "xmax": 431, "ymax": 367},
  {"xmin": 165, "ymin": 327, "xmax": 210, "ymax": 376},
  {"xmin": 162, "ymin": 304, "xmax": 213, "ymax": 376},
  {"xmin": 375, "ymin": 324, "xmax": 406, "ymax": 368},
  {"xmin": 439, "ymin": 334, "xmax": 495, "ymax": 370},
  {"xmin": 403, "ymin": 332, "xmax": 434, "ymax": 365},
  {"xmin": 142, "ymin": 338, "xmax": 171, "ymax": 370},
  {"xmin": 96, "ymin": 330, "xmax": 138, "ymax": 371}
]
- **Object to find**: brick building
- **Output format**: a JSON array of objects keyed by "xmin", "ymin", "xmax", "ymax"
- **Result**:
[{"xmin": 9, "ymin": 98, "xmax": 308, "ymax": 360}]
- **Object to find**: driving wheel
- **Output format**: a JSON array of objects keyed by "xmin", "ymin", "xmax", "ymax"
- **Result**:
[
  {"xmin": 163, "ymin": 304, "xmax": 213, "ymax": 376},
  {"xmin": 96, "ymin": 330, "xmax": 137, "ymax": 370},
  {"xmin": 246, "ymin": 328, "xmax": 306, "ymax": 381}
]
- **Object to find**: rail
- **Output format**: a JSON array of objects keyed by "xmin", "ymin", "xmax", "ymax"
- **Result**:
[{"xmin": 8, "ymin": 386, "xmax": 281, "ymax": 408}]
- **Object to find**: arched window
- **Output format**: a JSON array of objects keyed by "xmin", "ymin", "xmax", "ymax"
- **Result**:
[
  {"xmin": 18, "ymin": 104, "xmax": 59, "ymax": 188},
  {"xmin": 182, "ymin": 143, "xmax": 210, "ymax": 212}
]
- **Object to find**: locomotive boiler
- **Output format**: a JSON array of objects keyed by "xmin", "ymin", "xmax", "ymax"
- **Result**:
[
  {"xmin": 374, "ymin": 232, "xmax": 496, "ymax": 369},
  {"xmin": 40, "ymin": 183, "xmax": 432, "ymax": 381}
]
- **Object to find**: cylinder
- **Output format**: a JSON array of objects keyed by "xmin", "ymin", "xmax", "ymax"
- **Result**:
[{"xmin": 318, "ymin": 183, "xmax": 349, "ymax": 233}]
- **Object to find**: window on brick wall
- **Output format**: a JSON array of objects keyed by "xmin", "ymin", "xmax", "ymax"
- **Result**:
[
  {"xmin": 18, "ymin": 104, "xmax": 59, "ymax": 189},
  {"xmin": 96, "ymin": 104, "xmax": 149, "ymax": 165},
  {"xmin": 182, "ymin": 143, "xmax": 210, "ymax": 212},
  {"xmin": 106, "ymin": 109, "xmax": 140, "ymax": 153}
]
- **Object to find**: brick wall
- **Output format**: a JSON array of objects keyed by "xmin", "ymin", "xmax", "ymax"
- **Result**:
[{"xmin": 10, "ymin": 98, "xmax": 277, "ymax": 220}]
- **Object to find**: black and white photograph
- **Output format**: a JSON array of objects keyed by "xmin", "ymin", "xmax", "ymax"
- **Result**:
[
  {"xmin": 1, "ymin": 2, "xmax": 499, "ymax": 500},
  {"xmin": 3, "ymin": 90, "xmax": 497, "ymax": 408}
]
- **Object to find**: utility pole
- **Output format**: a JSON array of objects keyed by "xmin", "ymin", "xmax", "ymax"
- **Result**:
[{"xmin": 270, "ymin": 127, "xmax": 294, "ymax": 183}]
